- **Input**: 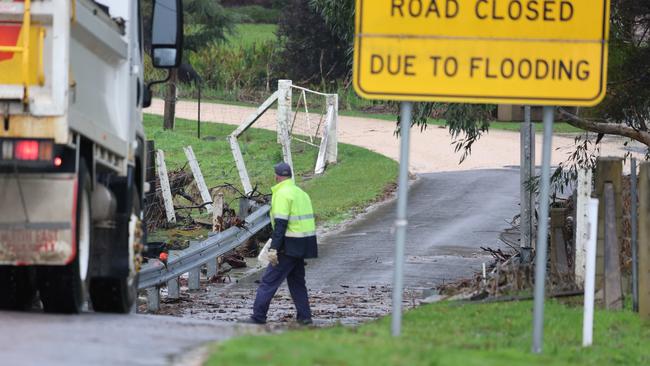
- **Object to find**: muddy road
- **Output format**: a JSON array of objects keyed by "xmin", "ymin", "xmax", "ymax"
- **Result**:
[{"xmin": 158, "ymin": 169, "xmax": 519, "ymax": 325}]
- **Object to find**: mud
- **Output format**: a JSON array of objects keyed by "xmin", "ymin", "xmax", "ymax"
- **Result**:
[{"xmin": 146, "ymin": 277, "xmax": 423, "ymax": 327}]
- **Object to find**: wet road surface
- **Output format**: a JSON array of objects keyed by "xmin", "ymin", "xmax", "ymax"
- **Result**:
[
  {"xmin": 306, "ymin": 169, "xmax": 520, "ymax": 290},
  {"xmin": 0, "ymin": 311, "xmax": 255, "ymax": 366},
  {"xmin": 162, "ymin": 169, "xmax": 520, "ymax": 325}
]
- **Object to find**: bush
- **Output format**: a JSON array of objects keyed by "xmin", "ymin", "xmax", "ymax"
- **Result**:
[{"xmin": 188, "ymin": 40, "xmax": 280, "ymax": 100}]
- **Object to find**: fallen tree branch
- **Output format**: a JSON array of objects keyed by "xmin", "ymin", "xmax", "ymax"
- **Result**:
[{"xmin": 558, "ymin": 108, "xmax": 650, "ymax": 147}]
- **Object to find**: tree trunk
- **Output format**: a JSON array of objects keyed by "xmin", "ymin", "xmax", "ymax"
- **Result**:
[{"xmin": 163, "ymin": 69, "xmax": 178, "ymax": 130}]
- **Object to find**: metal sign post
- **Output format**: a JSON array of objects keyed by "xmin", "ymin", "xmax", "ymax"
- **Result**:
[
  {"xmin": 520, "ymin": 106, "xmax": 534, "ymax": 263},
  {"xmin": 532, "ymin": 106, "xmax": 555, "ymax": 353},
  {"xmin": 392, "ymin": 102, "xmax": 412, "ymax": 337}
]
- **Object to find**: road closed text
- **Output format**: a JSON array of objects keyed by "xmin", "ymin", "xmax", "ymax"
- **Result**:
[{"xmin": 390, "ymin": 0, "xmax": 575, "ymax": 22}]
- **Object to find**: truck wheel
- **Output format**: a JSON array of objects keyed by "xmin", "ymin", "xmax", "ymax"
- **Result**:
[
  {"xmin": 0, "ymin": 266, "xmax": 36, "ymax": 310},
  {"xmin": 90, "ymin": 192, "xmax": 141, "ymax": 313},
  {"xmin": 38, "ymin": 162, "xmax": 92, "ymax": 314}
]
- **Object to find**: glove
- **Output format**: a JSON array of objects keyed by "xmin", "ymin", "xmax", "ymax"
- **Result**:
[{"xmin": 267, "ymin": 249, "xmax": 279, "ymax": 266}]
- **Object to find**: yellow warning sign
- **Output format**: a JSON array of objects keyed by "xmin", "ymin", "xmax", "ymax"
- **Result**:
[{"xmin": 353, "ymin": 0, "xmax": 611, "ymax": 106}]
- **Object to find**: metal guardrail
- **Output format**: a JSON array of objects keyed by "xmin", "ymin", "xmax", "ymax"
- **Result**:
[{"xmin": 138, "ymin": 205, "xmax": 271, "ymax": 311}]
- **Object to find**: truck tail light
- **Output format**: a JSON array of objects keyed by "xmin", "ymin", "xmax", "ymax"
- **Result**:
[
  {"xmin": 0, "ymin": 139, "xmax": 55, "ymax": 163},
  {"xmin": 15, "ymin": 140, "xmax": 40, "ymax": 160},
  {"xmin": 2, "ymin": 140, "xmax": 13, "ymax": 160}
]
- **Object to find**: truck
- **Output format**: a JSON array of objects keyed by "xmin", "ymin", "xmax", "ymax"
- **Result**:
[{"xmin": 0, "ymin": 0, "xmax": 183, "ymax": 313}]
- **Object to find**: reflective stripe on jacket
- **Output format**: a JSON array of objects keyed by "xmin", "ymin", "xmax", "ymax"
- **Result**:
[{"xmin": 269, "ymin": 179, "xmax": 318, "ymax": 259}]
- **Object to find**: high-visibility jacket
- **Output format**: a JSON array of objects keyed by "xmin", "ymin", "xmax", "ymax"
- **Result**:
[{"xmin": 269, "ymin": 179, "xmax": 318, "ymax": 259}]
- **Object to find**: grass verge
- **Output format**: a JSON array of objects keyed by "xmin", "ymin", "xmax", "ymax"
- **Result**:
[
  {"xmin": 144, "ymin": 114, "xmax": 397, "ymax": 225},
  {"xmin": 207, "ymin": 300, "xmax": 649, "ymax": 366},
  {"xmin": 225, "ymin": 23, "xmax": 278, "ymax": 48}
]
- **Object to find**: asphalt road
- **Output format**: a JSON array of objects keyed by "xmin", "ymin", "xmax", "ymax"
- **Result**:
[
  {"xmin": 306, "ymin": 169, "xmax": 520, "ymax": 291},
  {"xmin": 0, "ymin": 311, "xmax": 254, "ymax": 366}
]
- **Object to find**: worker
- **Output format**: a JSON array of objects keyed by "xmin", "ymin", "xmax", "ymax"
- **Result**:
[{"xmin": 242, "ymin": 162, "xmax": 318, "ymax": 325}]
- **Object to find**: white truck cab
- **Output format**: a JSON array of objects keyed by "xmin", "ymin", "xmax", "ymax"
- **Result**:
[{"xmin": 0, "ymin": 0, "xmax": 183, "ymax": 314}]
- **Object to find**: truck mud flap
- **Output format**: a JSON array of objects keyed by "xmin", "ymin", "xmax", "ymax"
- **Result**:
[{"xmin": 0, "ymin": 173, "xmax": 76, "ymax": 265}]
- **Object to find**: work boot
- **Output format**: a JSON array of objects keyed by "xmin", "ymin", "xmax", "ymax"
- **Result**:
[
  {"xmin": 296, "ymin": 318, "xmax": 313, "ymax": 326},
  {"xmin": 238, "ymin": 317, "xmax": 266, "ymax": 325}
]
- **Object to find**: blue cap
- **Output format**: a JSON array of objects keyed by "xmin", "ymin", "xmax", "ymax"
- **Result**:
[{"xmin": 274, "ymin": 162, "xmax": 292, "ymax": 177}]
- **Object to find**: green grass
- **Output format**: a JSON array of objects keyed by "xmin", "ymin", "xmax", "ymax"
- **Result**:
[
  {"xmin": 207, "ymin": 300, "xmax": 650, "ymax": 366},
  {"xmin": 489, "ymin": 121, "xmax": 583, "ymax": 134},
  {"xmin": 225, "ymin": 23, "xmax": 278, "ymax": 49},
  {"xmin": 144, "ymin": 114, "xmax": 397, "ymax": 224}
]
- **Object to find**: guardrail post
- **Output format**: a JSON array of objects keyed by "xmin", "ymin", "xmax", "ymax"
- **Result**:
[
  {"xmin": 207, "ymin": 260, "xmax": 218, "ymax": 279},
  {"xmin": 167, "ymin": 277, "xmax": 180, "ymax": 299},
  {"xmin": 189, "ymin": 268, "xmax": 201, "ymax": 290},
  {"xmin": 146, "ymin": 286, "xmax": 161, "ymax": 312}
]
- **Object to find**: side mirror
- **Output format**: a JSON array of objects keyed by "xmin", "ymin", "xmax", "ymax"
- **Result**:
[{"xmin": 151, "ymin": 0, "xmax": 183, "ymax": 69}]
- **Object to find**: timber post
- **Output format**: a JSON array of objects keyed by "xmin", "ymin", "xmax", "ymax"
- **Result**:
[{"xmin": 594, "ymin": 157, "xmax": 623, "ymax": 293}]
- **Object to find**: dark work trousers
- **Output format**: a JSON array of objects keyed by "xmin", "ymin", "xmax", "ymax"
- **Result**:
[{"xmin": 252, "ymin": 254, "xmax": 312, "ymax": 323}]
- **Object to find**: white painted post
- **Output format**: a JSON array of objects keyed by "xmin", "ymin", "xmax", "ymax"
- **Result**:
[
  {"xmin": 326, "ymin": 94, "xmax": 338, "ymax": 165},
  {"xmin": 277, "ymin": 80, "xmax": 292, "ymax": 144},
  {"xmin": 184, "ymin": 146, "xmax": 213, "ymax": 213},
  {"xmin": 228, "ymin": 136, "xmax": 254, "ymax": 195},
  {"xmin": 314, "ymin": 105, "xmax": 333, "ymax": 175},
  {"xmin": 155, "ymin": 150, "xmax": 176, "ymax": 224},
  {"xmin": 212, "ymin": 192, "xmax": 224, "ymax": 232},
  {"xmin": 575, "ymin": 168, "xmax": 593, "ymax": 285},
  {"xmin": 583, "ymin": 198, "xmax": 600, "ymax": 347}
]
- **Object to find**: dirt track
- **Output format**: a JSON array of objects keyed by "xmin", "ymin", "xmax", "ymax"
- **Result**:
[{"xmin": 146, "ymin": 99, "xmax": 641, "ymax": 174}]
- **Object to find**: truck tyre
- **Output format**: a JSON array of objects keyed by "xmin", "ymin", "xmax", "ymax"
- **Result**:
[
  {"xmin": 90, "ymin": 191, "xmax": 141, "ymax": 313},
  {"xmin": 0, "ymin": 267, "xmax": 36, "ymax": 310},
  {"xmin": 38, "ymin": 161, "xmax": 92, "ymax": 314}
]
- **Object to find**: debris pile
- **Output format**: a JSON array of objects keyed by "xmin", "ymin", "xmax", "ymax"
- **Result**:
[
  {"xmin": 437, "ymin": 212, "xmax": 580, "ymax": 301},
  {"xmin": 145, "ymin": 167, "xmax": 194, "ymax": 232}
]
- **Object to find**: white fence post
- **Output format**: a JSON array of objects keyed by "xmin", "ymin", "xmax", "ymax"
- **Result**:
[
  {"xmin": 583, "ymin": 198, "xmax": 600, "ymax": 347},
  {"xmin": 184, "ymin": 146, "xmax": 213, "ymax": 213},
  {"xmin": 277, "ymin": 80, "xmax": 292, "ymax": 144},
  {"xmin": 326, "ymin": 93, "xmax": 338, "ymax": 165},
  {"xmin": 228, "ymin": 136, "xmax": 254, "ymax": 195},
  {"xmin": 155, "ymin": 150, "xmax": 176, "ymax": 224},
  {"xmin": 277, "ymin": 80, "xmax": 294, "ymax": 170},
  {"xmin": 575, "ymin": 168, "xmax": 593, "ymax": 285}
]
